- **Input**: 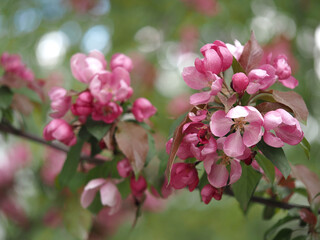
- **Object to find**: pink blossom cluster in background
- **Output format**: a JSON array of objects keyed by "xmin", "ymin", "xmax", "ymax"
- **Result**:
[
  {"xmin": 167, "ymin": 38, "xmax": 304, "ymax": 205},
  {"xmin": 43, "ymin": 51, "xmax": 157, "ymax": 146}
]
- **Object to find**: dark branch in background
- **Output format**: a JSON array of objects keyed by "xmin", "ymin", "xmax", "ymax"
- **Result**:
[
  {"xmin": 0, "ymin": 121, "xmax": 318, "ymax": 214},
  {"xmin": 224, "ymin": 188, "xmax": 320, "ymax": 214},
  {"xmin": 0, "ymin": 122, "xmax": 106, "ymax": 165}
]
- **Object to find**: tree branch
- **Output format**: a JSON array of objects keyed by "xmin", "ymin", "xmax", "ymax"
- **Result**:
[{"xmin": 0, "ymin": 122, "xmax": 106, "ymax": 165}]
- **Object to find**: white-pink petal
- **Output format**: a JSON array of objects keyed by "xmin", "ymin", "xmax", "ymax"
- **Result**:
[
  {"xmin": 223, "ymin": 131, "xmax": 246, "ymax": 158},
  {"xmin": 207, "ymin": 164, "xmax": 229, "ymax": 188},
  {"xmin": 226, "ymin": 106, "xmax": 249, "ymax": 119},
  {"xmin": 100, "ymin": 181, "xmax": 120, "ymax": 207},
  {"xmin": 190, "ymin": 91, "xmax": 212, "ymax": 105},
  {"xmin": 210, "ymin": 110, "xmax": 233, "ymax": 137},
  {"xmin": 229, "ymin": 160, "xmax": 242, "ymax": 185},
  {"xmin": 243, "ymin": 123, "xmax": 263, "ymax": 147},
  {"xmin": 182, "ymin": 66, "xmax": 208, "ymax": 90}
]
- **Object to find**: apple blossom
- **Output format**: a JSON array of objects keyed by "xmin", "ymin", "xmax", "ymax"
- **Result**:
[
  {"xmin": 110, "ymin": 53, "xmax": 133, "ymax": 72},
  {"xmin": 170, "ymin": 163, "xmax": 199, "ymax": 192},
  {"xmin": 132, "ymin": 98, "xmax": 157, "ymax": 122},
  {"xmin": 117, "ymin": 158, "xmax": 133, "ymax": 178},
  {"xmin": 43, "ymin": 119, "xmax": 77, "ymax": 146},
  {"xmin": 130, "ymin": 175, "xmax": 147, "ymax": 198},
  {"xmin": 49, "ymin": 87, "xmax": 71, "ymax": 118}
]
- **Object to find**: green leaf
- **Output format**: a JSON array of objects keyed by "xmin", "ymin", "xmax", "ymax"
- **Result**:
[
  {"xmin": 299, "ymin": 137, "xmax": 311, "ymax": 159},
  {"xmin": 145, "ymin": 132, "xmax": 156, "ymax": 167},
  {"xmin": 263, "ymin": 205, "xmax": 276, "ymax": 220},
  {"xmin": 87, "ymin": 193, "xmax": 103, "ymax": 214},
  {"xmin": 117, "ymin": 178, "xmax": 131, "ymax": 199},
  {"xmin": 0, "ymin": 110, "xmax": 2, "ymax": 121},
  {"xmin": 0, "ymin": 86, "xmax": 13, "ymax": 109},
  {"xmin": 68, "ymin": 172, "xmax": 87, "ymax": 192},
  {"xmin": 264, "ymin": 216, "xmax": 299, "ymax": 240},
  {"xmin": 255, "ymin": 151, "xmax": 275, "ymax": 183},
  {"xmin": 58, "ymin": 128, "xmax": 89, "ymax": 187},
  {"xmin": 232, "ymin": 162, "xmax": 262, "ymax": 211},
  {"xmin": 158, "ymin": 150, "xmax": 168, "ymax": 175},
  {"xmin": 88, "ymin": 137, "xmax": 102, "ymax": 157},
  {"xmin": 272, "ymin": 228, "xmax": 292, "ymax": 240},
  {"xmin": 292, "ymin": 236, "xmax": 307, "ymax": 240},
  {"xmin": 168, "ymin": 112, "xmax": 188, "ymax": 139},
  {"xmin": 85, "ymin": 117, "xmax": 111, "ymax": 140},
  {"xmin": 232, "ymin": 57, "xmax": 245, "ymax": 74},
  {"xmin": 11, "ymin": 87, "xmax": 41, "ymax": 103},
  {"xmin": 257, "ymin": 140, "xmax": 291, "ymax": 179},
  {"xmin": 86, "ymin": 160, "xmax": 119, "ymax": 181}
]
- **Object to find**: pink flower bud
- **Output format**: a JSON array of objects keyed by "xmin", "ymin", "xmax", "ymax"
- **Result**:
[
  {"xmin": 117, "ymin": 158, "xmax": 132, "ymax": 178},
  {"xmin": 110, "ymin": 53, "xmax": 133, "ymax": 72},
  {"xmin": 49, "ymin": 87, "xmax": 72, "ymax": 118},
  {"xmin": 161, "ymin": 178, "xmax": 173, "ymax": 199},
  {"xmin": 71, "ymin": 91, "xmax": 93, "ymax": 117},
  {"xmin": 231, "ymin": 72, "xmax": 249, "ymax": 94},
  {"xmin": 132, "ymin": 98, "xmax": 157, "ymax": 122},
  {"xmin": 274, "ymin": 54, "xmax": 291, "ymax": 80},
  {"xmin": 201, "ymin": 184, "xmax": 216, "ymax": 204},
  {"xmin": 130, "ymin": 175, "xmax": 147, "ymax": 197},
  {"xmin": 43, "ymin": 119, "xmax": 76, "ymax": 146},
  {"xmin": 70, "ymin": 50, "xmax": 107, "ymax": 84},
  {"xmin": 170, "ymin": 163, "xmax": 199, "ymax": 192}
]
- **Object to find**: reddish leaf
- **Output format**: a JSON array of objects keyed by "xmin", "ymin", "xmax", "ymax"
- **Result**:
[
  {"xmin": 299, "ymin": 208, "xmax": 317, "ymax": 225},
  {"xmin": 272, "ymin": 90, "xmax": 308, "ymax": 124},
  {"xmin": 291, "ymin": 165, "xmax": 320, "ymax": 205},
  {"xmin": 115, "ymin": 121, "xmax": 149, "ymax": 174},
  {"xmin": 217, "ymin": 93, "xmax": 237, "ymax": 112},
  {"xmin": 255, "ymin": 102, "xmax": 291, "ymax": 115},
  {"xmin": 165, "ymin": 106, "xmax": 200, "ymax": 181},
  {"xmin": 239, "ymin": 31, "xmax": 263, "ymax": 73}
]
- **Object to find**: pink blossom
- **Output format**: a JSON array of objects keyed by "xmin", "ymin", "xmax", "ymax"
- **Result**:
[
  {"xmin": 43, "ymin": 119, "xmax": 76, "ymax": 146},
  {"xmin": 188, "ymin": 109, "xmax": 207, "ymax": 122},
  {"xmin": 273, "ymin": 54, "xmax": 298, "ymax": 89},
  {"xmin": 201, "ymin": 184, "xmax": 223, "ymax": 204},
  {"xmin": 48, "ymin": 87, "xmax": 71, "ymax": 118},
  {"xmin": 210, "ymin": 106, "xmax": 263, "ymax": 157},
  {"xmin": 71, "ymin": 91, "xmax": 93, "ymax": 117},
  {"xmin": 130, "ymin": 175, "xmax": 147, "ymax": 197},
  {"xmin": 161, "ymin": 178, "xmax": 173, "ymax": 198},
  {"xmin": 89, "ymin": 69, "xmax": 132, "ymax": 104},
  {"xmin": 132, "ymin": 98, "xmax": 157, "ymax": 122},
  {"xmin": 263, "ymin": 109, "xmax": 303, "ymax": 147},
  {"xmin": 117, "ymin": 158, "xmax": 132, "ymax": 178},
  {"xmin": 81, "ymin": 178, "xmax": 121, "ymax": 215},
  {"xmin": 110, "ymin": 53, "xmax": 133, "ymax": 72},
  {"xmin": 170, "ymin": 163, "xmax": 199, "ymax": 192},
  {"xmin": 231, "ymin": 72, "xmax": 249, "ymax": 94},
  {"xmin": 246, "ymin": 64, "xmax": 276, "ymax": 94},
  {"xmin": 92, "ymin": 101, "xmax": 123, "ymax": 124},
  {"xmin": 70, "ymin": 50, "xmax": 107, "ymax": 84},
  {"xmin": 226, "ymin": 40, "xmax": 244, "ymax": 60}
]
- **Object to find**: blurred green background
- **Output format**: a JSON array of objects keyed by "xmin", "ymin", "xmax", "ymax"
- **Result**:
[{"xmin": 1, "ymin": 0, "xmax": 320, "ymax": 239}]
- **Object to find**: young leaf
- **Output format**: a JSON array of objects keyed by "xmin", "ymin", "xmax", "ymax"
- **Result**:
[
  {"xmin": 87, "ymin": 193, "xmax": 103, "ymax": 214},
  {"xmin": 291, "ymin": 164, "xmax": 320, "ymax": 206},
  {"xmin": 168, "ymin": 112, "xmax": 188, "ymax": 139},
  {"xmin": 255, "ymin": 152, "xmax": 275, "ymax": 183},
  {"xmin": 85, "ymin": 117, "xmax": 111, "ymax": 140},
  {"xmin": 264, "ymin": 216, "xmax": 299, "ymax": 240},
  {"xmin": 257, "ymin": 140, "xmax": 291, "ymax": 179},
  {"xmin": 256, "ymin": 102, "xmax": 291, "ymax": 115},
  {"xmin": 232, "ymin": 57, "xmax": 245, "ymax": 74},
  {"xmin": 117, "ymin": 178, "xmax": 131, "ymax": 199},
  {"xmin": 232, "ymin": 162, "xmax": 262, "ymax": 212},
  {"xmin": 0, "ymin": 86, "xmax": 13, "ymax": 109},
  {"xmin": 272, "ymin": 90, "xmax": 308, "ymax": 124},
  {"xmin": 145, "ymin": 132, "xmax": 156, "ymax": 167},
  {"xmin": 58, "ymin": 128, "xmax": 89, "ymax": 187},
  {"xmin": 299, "ymin": 137, "xmax": 311, "ymax": 159},
  {"xmin": 272, "ymin": 228, "xmax": 292, "ymax": 240},
  {"xmin": 239, "ymin": 31, "xmax": 263, "ymax": 73},
  {"xmin": 115, "ymin": 121, "xmax": 149, "ymax": 174}
]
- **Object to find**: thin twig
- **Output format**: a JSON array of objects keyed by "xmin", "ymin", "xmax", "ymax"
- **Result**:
[{"xmin": 0, "ymin": 122, "xmax": 106, "ymax": 165}]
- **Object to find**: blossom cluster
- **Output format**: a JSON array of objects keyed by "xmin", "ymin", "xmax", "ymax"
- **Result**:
[
  {"xmin": 167, "ymin": 38, "xmax": 304, "ymax": 204},
  {"xmin": 43, "ymin": 51, "xmax": 157, "ymax": 146}
]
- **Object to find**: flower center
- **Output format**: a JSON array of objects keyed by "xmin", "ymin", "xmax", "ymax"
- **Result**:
[{"xmin": 231, "ymin": 117, "xmax": 247, "ymax": 133}]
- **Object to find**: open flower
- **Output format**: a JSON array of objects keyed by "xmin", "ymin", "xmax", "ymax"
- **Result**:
[
  {"xmin": 92, "ymin": 101, "xmax": 123, "ymax": 124},
  {"xmin": 263, "ymin": 109, "xmax": 303, "ymax": 147},
  {"xmin": 81, "ymin": 178, "xmax": 121, "ymax": 215},
  {"xmin": 246, "ymin": 64, "xmax": 276, "ymax": 94},
  {"xmin": 273, "ymin": 54, "xmax": 298, "ymax": 89},
  {"xmin": 210, "ymin": 106, "xmax": 263, "ymax": 157},
  {"xmin": 110, "ymin": 53, "xmax": 133, "ymax": 72}
]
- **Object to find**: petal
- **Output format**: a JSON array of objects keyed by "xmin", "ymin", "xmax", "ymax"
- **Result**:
[
  {"xmin": 279, "ymin": 76, "xmax": 298, "ymax": 89},
  {"xmin": 100, "ymin": 181, "xmax": 120, "ymax": 207},
  {"xmin": 210, "ymin": 110, "xmax": 233, "ymax": 137},
  {"xmin": 203, "ymin": 49, "xmax": 222, "ymax": 74},
  {"xmin": 84, "ymin": 178, "xmax": 106, "ymax": 191},
  {"xmin": 207, "ymin": 164, "xmax": 229, "ymax": 188},
  {"xmin": 263, "ymin": 131, "xmax": 284, "ymax": 148},
  {"xmin": 210, "ymin": 77, "xmax": 223, "ymax": 95},
  {"xmin": 223, "ymin": 131, "xmax": 246, "ymax": 158},
  {"xmin": 226, "ymin": 106, "xmax": 249, "ymax": 119},
  {"xmin": 243, "ymin": 123, "xmax": 263, "ymax": 147},
  {"xmin": 81, "ymin": 188, "xmax": 98, "ymax": 208},
  {"xmin": 229, "ymin": 160, "xmax": 242, "ymax": 185},
  {"xmin": 244, "ymin": 106, "xmax": 264, "ymax": 124},
  {"xmin": 246, "ymin": 82, "xmax": 260, "ymax": 94},
  {"xmin": 264, "ymin": 111, "xmax": 282, "ymax": 130},
  {"xmin": 182, "ymin": 66, "xmax": 208, "ymax": 90},
  {"xmin": 190, "ymin": 91, "xmax": 212, "ymax": 105}
]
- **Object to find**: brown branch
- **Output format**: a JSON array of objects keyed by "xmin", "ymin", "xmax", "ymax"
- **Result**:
[
  {"xmin": 0, "ymin": 122, "xmax": 106, "ymax": 165},
  {"xmin": 224, "ymin": 188, "xmax": 320, "ymax": 213}
]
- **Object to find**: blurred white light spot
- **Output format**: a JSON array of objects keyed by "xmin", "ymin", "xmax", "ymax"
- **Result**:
[
  {"xmin": 36, "ymin": 31, "xmax": 69, "ymax": 68},
  {"xmin": 177, "ymin": 52, "xmax": 199, "ymax": 74},
  {"xmin": 155, "ymin": 70, "xmax": 188, "ymax": 97},
  {"xmin": 158, "ymin": 42, "xmax": 180, "ymax": 70},
  {"xmin": 14, "ymin": 8, "xmax": 42, "ymax": 34},
  {"xmin": 250, "ymin": 16, "xmax": 274, "ymax": 43},
  {"xmin": 301, "ymin": 115, "xmax": 319, "ymax": 143},
  {"xmin": 315, "ymin": 25, "xmax": 320, "ymax": 50},
  {"xmin": 297, "ymin": 28, "xmax": 314, "ymax": 58},
  {"xmin": 135, "ymin": 26, "xmax": 162, "ymax": 52},
  {"xmin": 81, "ymin": 25, "xmax": 110, "ymax": 53}
]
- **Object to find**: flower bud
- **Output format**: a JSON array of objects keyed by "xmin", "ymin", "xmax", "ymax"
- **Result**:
[
  {"xmin": 43, "ymin": 119, "xmax": 76, "ymax": 146},
  {"xmin": 117, "ymin": 158, "xmax": 132, "ymax": 178},
  {"xmin": 132, "ymin": 98, "xmax": 157, "ymax": 122},
  {"xmin": 170, "ymin": 163, "xmax": 199, "ymax": 192},
  {"xmin": 231, "ymin": 72, "xmax": 249, "ymax": 94},
  {"xmin": 130, "ymin": 175, "xmax": 147, "ymax": 197},
  {"xmin": 71, "ymin": 91, "xmax": 93, "ymax": 117},
  {"xmin": 110, "ymin": 53, "xmax": 133, "ymax": 72}
]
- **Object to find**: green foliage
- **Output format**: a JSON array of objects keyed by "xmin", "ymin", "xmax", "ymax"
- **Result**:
[
  {"xmin": 145, "ymin": 132, "xmax": 156, "ymax": 167},
  {"xmin": 85, "ymin": 117, "xmax": 111, "ymax": 140},
  {"xmin": 12, "ymin": 87, "xmax": 41, "ymax": 103},
  {"xmin": 300, "ymin": 137, "xmax": 311, "ymax": 159},
  {"xmin": 232, "ymin": 162, "xmax": 262, "ymax": 212},
  {"xmin": 0, "ymin": 86, "xmax": 13, "ymax": 109},
  {"xmin": 255, "ymin": 151, "xmax": 275, "ymax": 183}
]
